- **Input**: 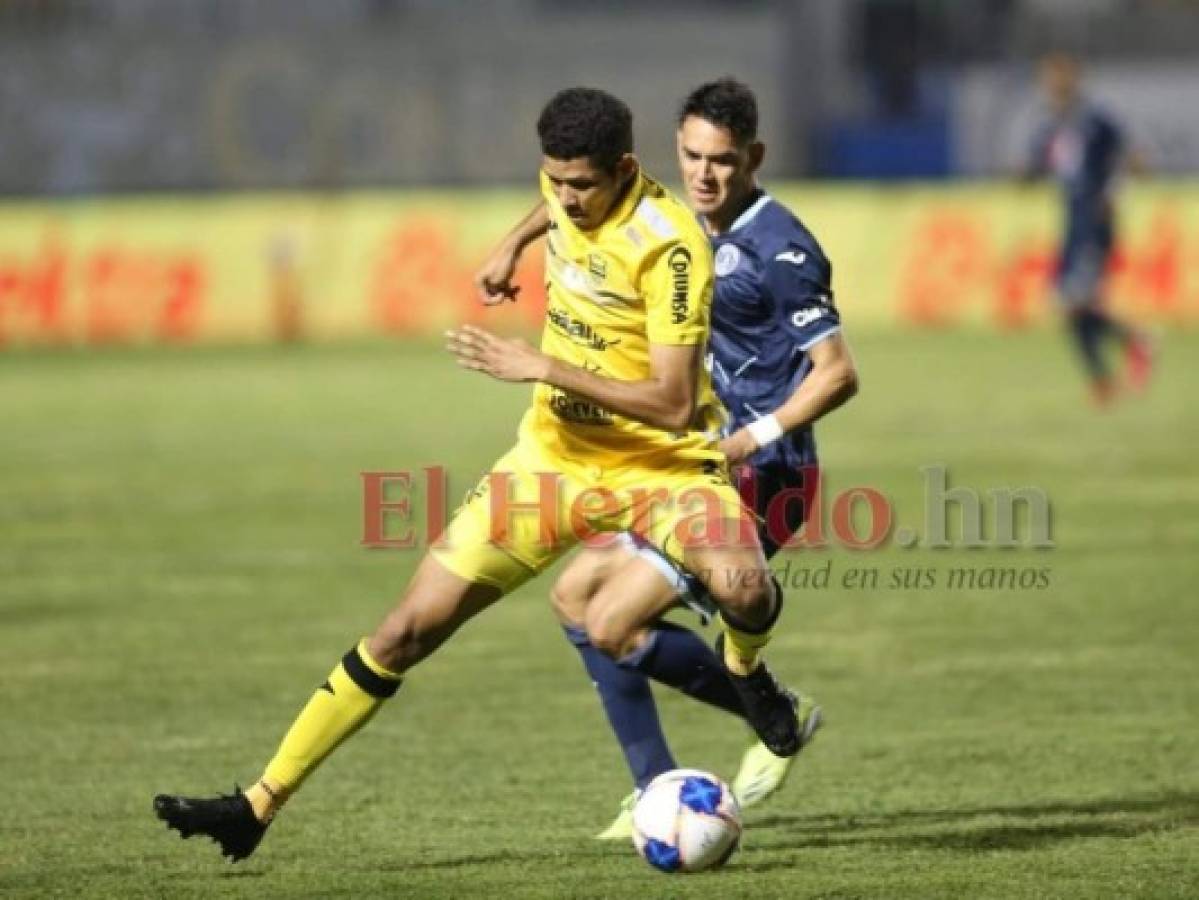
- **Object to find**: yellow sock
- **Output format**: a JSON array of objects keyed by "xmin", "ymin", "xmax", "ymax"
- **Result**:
[
  {"xmin": 248, "ymin": 639, "xmax": 402, "ymax": 821},
  {"xmin": 244, "ymin": 779, "xmax": 285, "ymax": 823},
  {"xmin": 720, "ymin": 616, "xmax": 774, "ymax": 677}
]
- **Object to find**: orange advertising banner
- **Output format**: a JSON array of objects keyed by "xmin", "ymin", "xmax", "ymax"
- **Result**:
[
  {"xmin": 0, "ymin": 182, "xmax": 1196, "ymax": 347},
  {"xmin": 784, "ymin": 181, "xmax": 1199, "ymax": 330}
]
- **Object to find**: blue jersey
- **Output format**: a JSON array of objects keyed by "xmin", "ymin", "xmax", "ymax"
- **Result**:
[
  {"xmin": 1030, "ymin": 104, "xmax": 1124, "ymax": 255},
  {"xmin": 706, "ymin": 191, "xmax": 841, "ymax": 471}
]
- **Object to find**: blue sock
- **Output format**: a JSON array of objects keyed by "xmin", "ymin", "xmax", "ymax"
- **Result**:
[
  {"xmin": 618, "ymin": 621, "xmax": 747, "ymax": 719},
  {"xmin": 563, "ymin": 625, "xmax": 676, "ymax": 789}
]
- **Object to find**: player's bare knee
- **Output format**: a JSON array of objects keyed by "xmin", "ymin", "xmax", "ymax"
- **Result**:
[
  {"xmin": 552, "ymin": 547, "xmax": 622, "ymax": 627},
  {"xmin": 584, "ymin": 618, "xmax": 624, "ymax": 658},
  {"xmin": 583, "ymin": 606, "xmax": 633, "ymax": 659}
]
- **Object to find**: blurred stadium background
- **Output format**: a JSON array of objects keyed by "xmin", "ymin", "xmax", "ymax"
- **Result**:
[
  {"xmin": 2, "ymin": 2, "xmax": 1197, "ymax": 898},
  {"xmin": 2, "ymin": 0, "xmax": 1199, "ymax": 342}
]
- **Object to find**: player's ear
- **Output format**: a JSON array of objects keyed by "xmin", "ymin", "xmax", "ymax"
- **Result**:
[
  {"xmin": 615, "ymin": 154, "xmax": 638, "ymax": 183},
  {"xmin": 747, "ymin": 141, "xmax": 766, "ymax": 174}
]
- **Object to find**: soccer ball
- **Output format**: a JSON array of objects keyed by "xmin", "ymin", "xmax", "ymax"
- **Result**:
[{"xmin": 631, "ymin": 768, "xmax": 742, "ymax": 873}]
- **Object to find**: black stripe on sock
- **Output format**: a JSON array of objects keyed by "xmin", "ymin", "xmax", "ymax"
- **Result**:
[{"xmin": 341, "ymin": 645, "xmax": 402, "ymax": 698}]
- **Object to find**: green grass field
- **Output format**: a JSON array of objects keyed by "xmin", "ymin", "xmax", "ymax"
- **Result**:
[{"xmin": 2, "ymin": 331, "xmax": 1197, "ymax": 899}]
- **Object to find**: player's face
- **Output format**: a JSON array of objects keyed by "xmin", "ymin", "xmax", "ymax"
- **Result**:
[
  {"xmin": 542, "ymin": 155, "xmax": 635, "ymax": 232},
  {"xmin": 1040, "ymin": 56, "xmax": 1080, "ymax": 116},
  {"xmin": 677, "ymin": 116, "xmax": 763, "ymax": 230}
]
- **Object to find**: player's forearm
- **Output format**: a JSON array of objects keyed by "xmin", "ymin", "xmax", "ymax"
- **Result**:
[
  {"xmin": 772, "ymin": 358, "xmax": 859, "ymax": 433},
  {"xmin": 501, "ymin": 203, "xmax": 550, "ymax": 254},
  {"xmin": 542, "ymin": 357, "xmax": 696, "ymax": 432},
  {"xmin": 475, "ymin": 204, "xmax": 551, "ymax": 304}
]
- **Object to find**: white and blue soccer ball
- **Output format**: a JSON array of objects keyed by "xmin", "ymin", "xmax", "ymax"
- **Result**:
[{"xmin": 631, "ymin": 768, "xmax": 742, "ymax": 873}]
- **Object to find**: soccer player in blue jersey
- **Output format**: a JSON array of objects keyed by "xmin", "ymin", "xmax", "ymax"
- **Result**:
[
  {"xmin": 1026, "ymin": 53, "xmax": 1153, "ymax": 405},
  {"xmin": 477, "ymin": 78, "xmax": 859, "ymax": 837}
]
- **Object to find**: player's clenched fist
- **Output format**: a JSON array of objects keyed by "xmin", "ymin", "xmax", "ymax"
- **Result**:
[
  {"xmin": 446, "ymin": 324, "xmax": 550, "ymax": 383},
  {"xmin": 718, "ymin": 427, "xmax": 759, "ymax": 466},
  {"xmin": 473, "ymin": 241, "xmax": 521, "ymax": 306}
]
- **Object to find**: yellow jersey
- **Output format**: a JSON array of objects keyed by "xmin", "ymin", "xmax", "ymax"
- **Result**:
[{"xmin": 517, "ymin": 168, "xmax": 726, "ymax": 472}]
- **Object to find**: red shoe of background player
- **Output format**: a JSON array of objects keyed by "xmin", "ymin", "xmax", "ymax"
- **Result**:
[{"xmin": 1127, "ymin": 337, "xmax": 1155, "ymax": 391}]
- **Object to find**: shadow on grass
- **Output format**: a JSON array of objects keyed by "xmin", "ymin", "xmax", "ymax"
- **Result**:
[
  {"xmin": 143, "ymin": 794, "xmax": 1196, "ymax": 877},
  {"xmin": 743, "ymin": 791, "xmax": 1199, "ymax": 856},
  {"xmin": 379, "ymin": 846, "xmax": 618, "ymax": 872},
  {"xmin": 342, "ymin": 794, "xmax": 1199, "ymax": 873}
]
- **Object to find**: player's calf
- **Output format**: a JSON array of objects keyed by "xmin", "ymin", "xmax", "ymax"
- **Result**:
[
  {"xmin": 686, "ymin": 537, "xmax": 776, "ymax": 636},
  {"xmin": 368, "ymin": 556, "xmax": 504, "ymax": 671},
  {"xmin": 707, "ymin": 570, "xmax": 775, "ymax": 634},
  {"xmin": 702, "ymin": 561, "xmax": 779, "ymax": 677}
]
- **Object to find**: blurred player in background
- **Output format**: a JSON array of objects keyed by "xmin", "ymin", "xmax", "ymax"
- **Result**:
[
  {"xmin": 477, "ymin": 78, "xmax": 859, "ymax": 838},
  {"xmin": 1026, "ymin": 52, "xmax": 1154, "ymax": 405},
  {"xmin": 154, "ymin": 86, "xmax": 804, "ymax": 862}
]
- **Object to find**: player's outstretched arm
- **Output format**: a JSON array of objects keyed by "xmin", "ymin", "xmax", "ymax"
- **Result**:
[
  {"xmin": 446, "ymin": 324, "xmax": 700, "ymax": 432},
  {"xmin": 474, "ymin": 202, "xmax": 549, "ymax": 305},
  {"xmin": 721, "ymin": 333, "xmax": 859, "ymax": 465}
]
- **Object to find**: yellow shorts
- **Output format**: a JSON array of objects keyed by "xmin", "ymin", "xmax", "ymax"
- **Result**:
[{"xmin": 430, "ymin": 439, "xmax": 752, "ymax": 594}]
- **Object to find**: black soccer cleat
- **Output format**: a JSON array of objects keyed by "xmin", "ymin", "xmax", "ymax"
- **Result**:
[
  {"xmin": 716, "ymin": 633, "xmax": 802, "ymax": 757},
  {"xmin": 153, "ymin": 787, "xmax": 268, "ymax": 862}
]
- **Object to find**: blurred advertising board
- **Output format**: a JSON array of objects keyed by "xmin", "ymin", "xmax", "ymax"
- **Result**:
[{"xmin": 1, "ymin": 183, "xmax": 1197, "ymax": 347}]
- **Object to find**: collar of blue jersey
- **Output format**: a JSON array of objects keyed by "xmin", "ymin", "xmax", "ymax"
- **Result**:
[{"xmin": 726, "ymin": 188, "xmax": 771, "ymax": 234}]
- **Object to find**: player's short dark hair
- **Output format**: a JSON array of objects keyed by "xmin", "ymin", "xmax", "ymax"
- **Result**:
[
  {"xmin": 537, "ymin": 87, "xmax": 633, "ymax": 173},
  {"xmin": 678, "ymin": 78, "xmax": 758, "ymax": 145}
]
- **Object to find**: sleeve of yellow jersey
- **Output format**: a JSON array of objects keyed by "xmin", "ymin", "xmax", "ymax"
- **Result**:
[{"xmin": 643, "ymin": 235, "xmax": 714, "ymax": 346}]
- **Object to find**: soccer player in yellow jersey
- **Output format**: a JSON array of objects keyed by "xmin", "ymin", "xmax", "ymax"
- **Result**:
[
  {"xmin": 478, "ymin": 79, "xmax": 853, "ymax": 840},
  {"xmin": 153, "ymin": 87, "xmax": 800, "ymax": 862}
]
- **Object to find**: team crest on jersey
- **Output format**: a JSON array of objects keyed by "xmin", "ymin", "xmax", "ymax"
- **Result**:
[
  {"xmin": 587, "ymin": 253, "xmax": 607, "ymax": 284},
  {"xmin": 714, "ymin": 244, "xmax": 741, "ymax": 277}
]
